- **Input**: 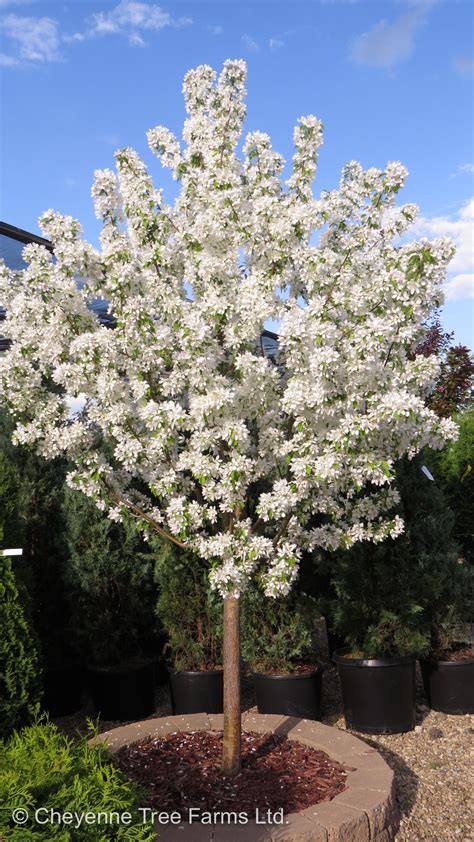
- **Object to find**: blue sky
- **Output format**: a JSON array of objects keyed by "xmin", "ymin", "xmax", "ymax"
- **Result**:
[{"xmin": 1, "ymin": 0, "xmax": 473, "ymax": 346}]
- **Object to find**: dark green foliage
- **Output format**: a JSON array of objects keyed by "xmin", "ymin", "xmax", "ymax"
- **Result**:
[
  {"xmin": 241, "ymin": 587, "xmax": 318, "ymax": 673},
  {"xmin": 19, "ymin": 456, "xmax": 70, "ymax": 666},
  {"xmin": 324, "ymin": 454, "xmax": 469, "ymax": 659},
  {"xmin": 153, "ymin": 540, "xmax": 223, "ymax": 671},
  {"xmin": 0, "ymin": 410, "xmax": 160, "ymax": 670},
  {"xmin": 411, "ymin": 452, "xmax": 473, "ymax": 656},
  {"xmin": 62, "ymin": 488, "xmax": 159, "ymax": 668},
  {"xmin": 0, "ymin": 408, "xmax": 70, "ymax": 667},
  {"xmin": 0, "ymin": 554, "xmax": 42, "ymax": 739},
  {"xmin": 427, "ymin": 409, "xmax": 474, "ymax": 561},
  {"xmin": 0, "ymin": 414, "xmax": 23, "ymax": 549},
  {"xmin": 0, "ymin": 716, "xmax": 156, "ymax": 841}
]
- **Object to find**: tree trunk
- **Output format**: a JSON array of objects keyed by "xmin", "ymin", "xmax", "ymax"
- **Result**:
[{"xmin": 222, "ymin": 595, "xmax": 241, "ymax": 777}]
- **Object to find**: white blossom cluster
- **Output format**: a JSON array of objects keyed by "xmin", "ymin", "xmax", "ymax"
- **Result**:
[{"xmin": 0, "ymin": 60, "xmax": 457, "ymax": 599}]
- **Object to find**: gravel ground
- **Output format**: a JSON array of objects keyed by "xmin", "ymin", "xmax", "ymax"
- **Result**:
[
  {"xmin": 55, "ymin": 654, "xmax": 473, "ymax": 842},
  {"xmin": 321, "ymin": 665, "xmax": 473, "ymax": 842}
]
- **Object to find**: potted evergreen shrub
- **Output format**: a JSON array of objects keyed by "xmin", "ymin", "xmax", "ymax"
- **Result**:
[
  {"xmin": 63, "ymin": 488, "xmax": 160, "ymax": 721},
  {"xmin": 331, "ymin": 594, "xmax": 425, "ymax": 735},
  {"xmin": 154, "ymin": 541, "xmax": 223, "ymax": 714},
  {"xmin": 413, "ymin": 449, "xmax": 474, "ymax": 713},
  {"xmin": 242, "ymin": 587, "xmax": 322, "ymax": 719},
  {"xmin": 419, "ymin": 611, "xmax": 474, "ymax": 715},
  {"xmin": 330, "ymin": 454, "xmax": 473, "ymax": 732},
  {"xmin": 328, "ymin": 456, "xmax": 448, "ymax": 734}
]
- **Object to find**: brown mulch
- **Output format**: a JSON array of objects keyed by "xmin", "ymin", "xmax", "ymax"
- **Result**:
[
  {"xmin": 434, "ymin": 646, "xmax": 474, "ymax": 662},
  {"xmin": 115, "ymin": 729, "xmax": 348, "ymax": 815},
  {"xmin": 54, "ymin": 620, "xmax": 473, "ymax": 839},
  {"xmin": 257, "ymin": 663, "xmax": 320, "ymax": 675}
]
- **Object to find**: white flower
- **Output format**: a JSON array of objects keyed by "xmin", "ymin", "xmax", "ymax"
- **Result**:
[{"xmin": 0, "ymin": 59, "xmax": 457, "ymax": 599}]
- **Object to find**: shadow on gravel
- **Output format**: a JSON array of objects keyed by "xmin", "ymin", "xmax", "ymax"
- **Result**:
[
  {"xmin": 320, "ymin": 664, "xmax": 420, "ymax": 823},
  {"xmin": 358, "ymin": 736, "xmax": 419, "ymax": 821},
  {"xmin": 319, "ymin": 663, "xmax": 344, "ymax": 724}
]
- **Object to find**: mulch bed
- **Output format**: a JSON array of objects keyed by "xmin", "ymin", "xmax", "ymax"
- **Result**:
[
  {"xmin": 434, "ymin": 645, "xmax": 474, "ymax": 662},
  {"xmin": 258, "ymin": 664, "xmax": 320, "ymax": 675},
  {"xmin": 115, "ymin": 730, "xmax": 348, "ymax": 815}
]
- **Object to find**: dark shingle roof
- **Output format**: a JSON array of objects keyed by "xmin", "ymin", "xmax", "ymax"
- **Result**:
[{"xmin": 0, "ymin": 221, "xmax": 279, "ymax": 360}]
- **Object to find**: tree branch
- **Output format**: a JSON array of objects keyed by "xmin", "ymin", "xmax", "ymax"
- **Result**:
[
  {"xmin": 272, "ymin": 512, "xmax": 293, "ymax": 548},
  {"xmin": 107, "ymin": 489, "xmax": 186, "ymax": 548},
  {"xmin": 250, "ymin": 516, "xmax": 264, "ymax": 536},
  {"xmin": 383, "ymin": 326, "xmax": 401, "ymax": 370}
]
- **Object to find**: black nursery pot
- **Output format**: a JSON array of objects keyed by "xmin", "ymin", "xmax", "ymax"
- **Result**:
[
  {"xmin": 169, "ymin": 669, "xmax": 223, "ymax": 715},
  {"xmin": 333, "ymin": 648, "xmax": 416, "ymax": 734},
  {"xmin": 420, "ymin": 654, "xmax": 474, "ymax": 714},
  {"xmin": 254, "ymin": 667, "xmax": 322, "ymax": 720},
  {"xmin": 43, "ymin": 663, "xmax": 84, "ymax": 717},
  {"xmin": 88, "ymin": 658, "xmax": 156, "ymax": 721}
]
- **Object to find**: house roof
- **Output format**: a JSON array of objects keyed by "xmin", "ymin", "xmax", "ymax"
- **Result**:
[{"xmin": 0, "ymin": 221, "xmax": 279, "ymax": 359}]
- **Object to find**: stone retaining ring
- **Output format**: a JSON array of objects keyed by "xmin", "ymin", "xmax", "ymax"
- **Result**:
[{"xmin": 91, "ymin": 712, "xmax": 399, "ymax": 841}]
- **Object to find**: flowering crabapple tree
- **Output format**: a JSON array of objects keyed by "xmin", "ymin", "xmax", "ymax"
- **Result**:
[{"xmin": 0, "ymin": 61, "xmax": 457, "ymax": 776}]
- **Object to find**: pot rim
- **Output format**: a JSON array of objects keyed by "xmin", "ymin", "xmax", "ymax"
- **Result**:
[
  {"xmin": 420, "ymin": 654, "xmax": 474, "ymax": 667},
  {"xmin": 333, "ymin": 646, "xmax": 416, "ymax": 668},
  {"xmin": 169, "ymin": 667, "xmax": 223, "ymax": 677},
  {"xmin": 252, "ymin": 664, "xmax": 323, "ymax": 679}
]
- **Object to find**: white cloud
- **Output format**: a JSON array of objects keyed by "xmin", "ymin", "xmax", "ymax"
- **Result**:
[
  {"xmin": 0, "ymin": 2, "xmax": 191, "ymax": 66},
  {"xmin": 410, "ymin": 198, "xmax": 474, "ymax": 302},
  {"xmin": 0, "ymin": 0, "xmax": 33, "ymax": 7},
  {"xmin": 62, "ymin": 31, "xmax": 86, "ymax": 44},
  {"xmin": 242, "ymin": 34, "xmax": 259, "ymax": 52},
  {"xmin": 450, "ymin": 163, "xmax": 474, "ymax": 179},
  {"xmin": 350, "ymin": 0, "xmax": 434, "ymax": 69},
  {"xmin": 0, "ymin": 14, "xmax": 61, "ymax": 63},
  {"xmin": 0, "ymin": 52, "xmax": 19, "ymax": 65},
  {"xmin": 453, "ymin": 55, "xmax": 474, "ymax": 79},
  {"xmin": 269, "ymin": 37, "xmax": 284, "ymax": 50},
  {"xmin": 129, "ymin": 30, "xmax": 146, "ymax": 46},
  {"xmin": 89, "ymin": 1, "xmax": 191, "ymax": 39},
  {"xmin": 445, "ymin": 273, "xmax": 474, "ymax": 302}
]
